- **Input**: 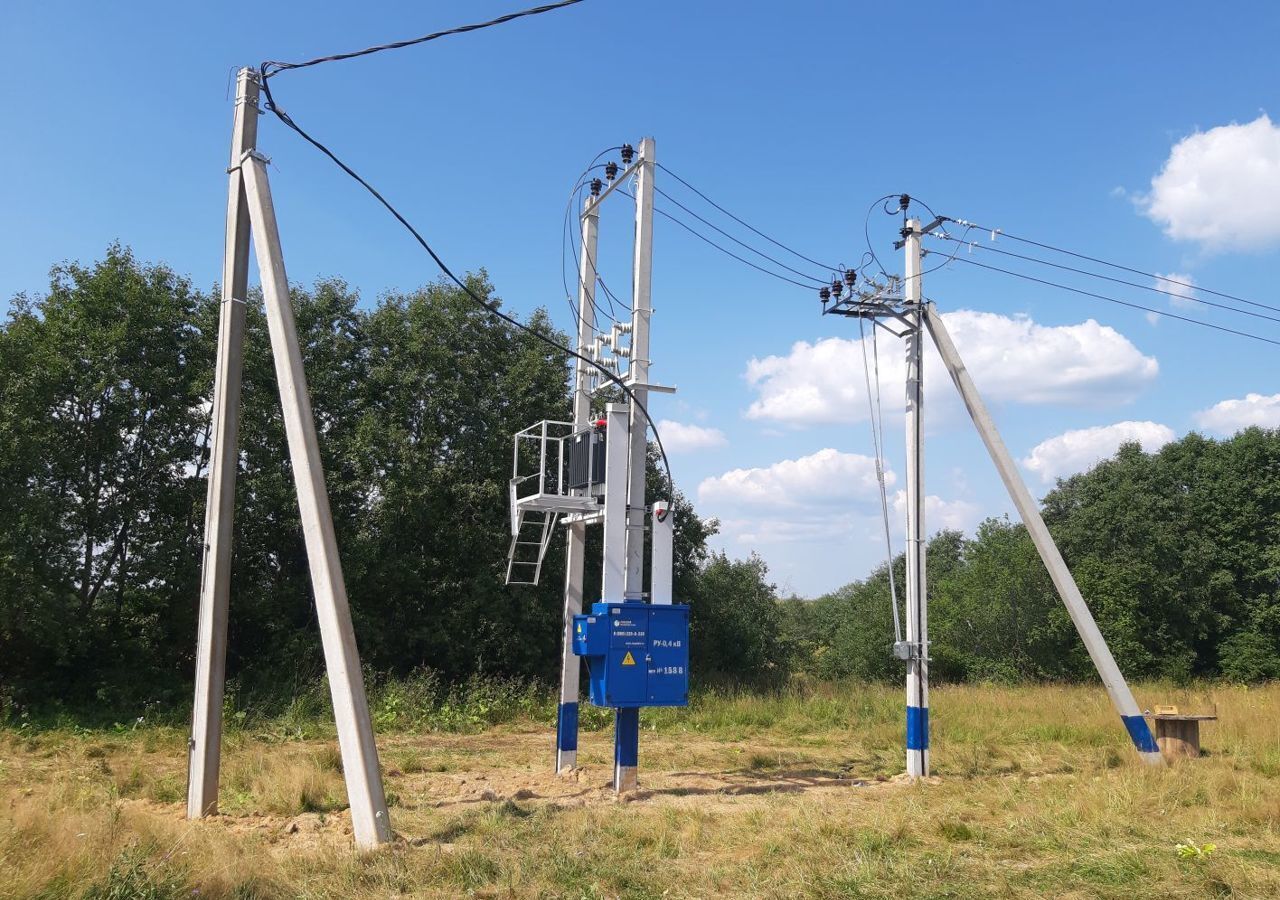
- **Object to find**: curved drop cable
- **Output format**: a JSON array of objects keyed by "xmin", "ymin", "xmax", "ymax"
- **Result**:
[{"xmin": 859, "ymin": 316, "xmax": 903, "ymax": 644}]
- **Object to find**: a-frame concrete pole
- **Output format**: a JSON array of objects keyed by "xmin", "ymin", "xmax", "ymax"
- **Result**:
[
  {"xmin": 922, "ymin": 302, "xmax": 1163, "ymax": 766},
  {"xmin": 187, "ymin": 67, "xmax": 259, "ymax": 819},
  {"xmin": 556, "ymin": 193, "xmax": 600, "ymax": 773},
  {"xmin": 902, "ymin": 219, "xmax": 929, "ymax": 777},
  {"xmin": 241, "ymin": 155, "xmax": 394, "ymax": 846}
]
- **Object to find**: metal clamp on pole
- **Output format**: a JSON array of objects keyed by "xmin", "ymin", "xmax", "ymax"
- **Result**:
[{"xmin": 892, "ymin": 640, "xmax": 928, "ymax": 662}]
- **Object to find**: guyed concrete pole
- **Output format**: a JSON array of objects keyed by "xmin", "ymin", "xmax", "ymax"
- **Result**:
[
  {"xmin": 241, "ymin": 155, "xmax": 395, "ymax": 846},
  {"xmin": 903, "ymin": 219, "xmax": 930, "ymax": 777},
  {"xmin": 556, "ymin": 194, "xmax": 600, "ymax": 773},
  {"xmin": 922, "ymin": 302, "xmax": 1163, "ymax": 765},
  {"xmin": 188, "ymin": 66, "xmax": 258, "ymax": 819}
]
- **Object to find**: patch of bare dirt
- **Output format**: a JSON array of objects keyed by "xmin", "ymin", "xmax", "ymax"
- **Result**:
[{"xmin": 102, "ymin": 730, "xmax": 912, "ymax": 850}]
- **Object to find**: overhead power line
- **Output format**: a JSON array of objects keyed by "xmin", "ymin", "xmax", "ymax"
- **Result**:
[
  {"xmin": 926, "ymin": 251, "xmax": 1280, "ymax": 347},
  {"xmin": 655, "ymin": 162, "xmax": 838, "ymax": 272},
  {"xmin": 928, "ymin": 232, "xmax": 1280, "ymax": 325},
  {"xmin": 654, "ymin": 185, "xmax": 827, "ymax": 285},
  {"xmin": 948, "ymin": 218, "xmax": 1280, "ymax": 316},
  {"xmin": 561, "ymin": 158, "xmax": 630, "ymax": 332},
  {"xmin": 254, "ymin": 22, "xmax": 675, "ymax": 503},
  {"xmin": 863, "ymin": 193, "xmax": 904, "ymax": 279},
  {"xmin": 260, "ymin": 0, "xmax": 586, "ymax": 78},
  {"xmin": 613, "ymin": 188, "xmax": 817, "ymax": 289}
]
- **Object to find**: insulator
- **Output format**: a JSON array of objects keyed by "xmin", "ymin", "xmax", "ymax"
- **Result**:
[
  {"xmin": 613, "ymin": 322, "xmax": 633, "ymax": 334},
  {"xmin": 899, "ymin": 193, "xmax": 910, "ymax": 212},
  {"xmin": 590, "ymin": 178, "xmax": 603, "ymax": 197},
  {"xmin": 831, "ymin": 279, "xmax": 843, "ymax": 298},
  {"xmin": 844, "ymin": 269, "xmax": 857, "ymax": 287},
  {"xmin": 616, "ymin": 346, "xmax": 631, "ymax": 358},
  {"xmin": 605, "ymin": 160, "xmax": 618, "ymax": 181},
  {"xmin": 600, "ymin": 334, "xmax": 613, "ymax": 346},
  {"xmin": 819, "ymin": 287, "xmax": 831, "ymax": 302},
  {"xmin": 620, "ymin": 144, "xmax": 634, "ymax": 164}
]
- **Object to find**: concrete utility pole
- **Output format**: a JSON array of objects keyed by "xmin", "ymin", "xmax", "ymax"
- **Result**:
[
  {"xmin": 187, "ymin": 67, "xmax": 394, "ymax": 849},
  {"xmin": 823, "ymin": 204, "xmax": 1159, "ymax": 769},
  {"xmin": 555, "ymin": 193, "xmax": 600, "ymax": 774},
  {"xmin": 922, "ymin": 303, "xmax": 1163, "ymax": 766},
  {"xmin": 188, "ymin": 65, "xmax": 258, "ymax": 820},
  {"xmin": 624, "ymin": 137, "xmax": 656, "ymax": 601},
  {"xmin": 600, "ymin": 402, "xmax": 635, "ymax": 790},
  {"xmin": 902, "ymin": 218, "xmax": 929, "ymax": 778}
]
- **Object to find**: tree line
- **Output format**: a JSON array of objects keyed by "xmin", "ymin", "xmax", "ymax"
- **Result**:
[
  {"xmin": 779, "ymin": 428, "xmax": 1280, "ymax": 684},
  {"xmin": 1, "ymin": 248, "xmax": 1277, "ymax": 721},
  {"xmin": 0, "ymin": 247, "xmax": 760, "ymax": 715}
]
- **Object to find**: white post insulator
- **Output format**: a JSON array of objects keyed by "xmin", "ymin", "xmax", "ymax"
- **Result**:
[
  {"xmin": 614, "ymin": 322, "xmax": 633, "ymax": 334},
  {"xmin": 615, "ymin": 346, "xmax": 631, "ymax": 358}
]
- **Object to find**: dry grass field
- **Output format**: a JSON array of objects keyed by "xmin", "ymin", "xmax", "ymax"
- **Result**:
[{"xmin": 3, "ymin": 681, "xmax": 1279, "ymax": 898}]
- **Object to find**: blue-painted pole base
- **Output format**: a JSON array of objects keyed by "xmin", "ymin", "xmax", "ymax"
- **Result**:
[
  {"xmin": 557, "ymin": 701, "xmax": 579, "ymax": 752},
  {"xmin": 1122, "ymin": 714, "xmax": 1160, "ymax": 754},
  {"xmin": 555, "ymin": 701, "xmax": 579, "ymax": 772},
  {"xmin": 614, "ymin": 707, "xmax": 639, "ymax": 791},
  {"xmin": 906, "ymin": 705, "xmax": 929, "ymax": 751}
]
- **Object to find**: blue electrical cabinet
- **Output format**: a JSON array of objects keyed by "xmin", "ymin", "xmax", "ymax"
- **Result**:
[{"xmin": 572, "ymin": 601, "xmax": 689, "ymax": 708}]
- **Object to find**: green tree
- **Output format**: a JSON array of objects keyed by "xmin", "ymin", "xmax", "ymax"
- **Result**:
[
  {"xmin": 686, "ymin": 553, "xmax": 788, "ymax": 686},
  {"xmin": 0, "ymin": 246, "xmax": 212, "ymax": 705},
  {"xmin": 0, "ymin": 249, "xmax": 729, "ymax": 716}
]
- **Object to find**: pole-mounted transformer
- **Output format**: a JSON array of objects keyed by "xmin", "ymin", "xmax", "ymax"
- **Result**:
[{"xmin": 504, "ymin": 138, "xmax": 687, "ymax": 792}]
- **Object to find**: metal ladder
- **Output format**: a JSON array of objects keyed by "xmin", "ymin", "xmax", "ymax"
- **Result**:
[{"xmin": 505, "ymin": 506, "xmax": 558, "ymax": 585}]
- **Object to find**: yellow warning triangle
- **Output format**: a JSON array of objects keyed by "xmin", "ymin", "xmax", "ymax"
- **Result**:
[{"xmin": 621, "ymin": 651, "xmax": 636, "ymax": 666}]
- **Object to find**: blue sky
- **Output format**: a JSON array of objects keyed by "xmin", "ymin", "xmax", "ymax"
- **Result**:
[{"xmin": 5, "ymin": 1, "xmax": 1280, "ymax": 596}]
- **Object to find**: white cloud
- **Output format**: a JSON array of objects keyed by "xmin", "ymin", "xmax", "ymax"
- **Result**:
[
  {"xmin": 1154, "ymin": 272, "xmax": 1198, "ymax": 309},
  {"xmin": 1193, "ymin": 392, "xmax": 1280, "ymax": 435},
  {"xmin": 697, "ymin": 448, "xmax": 889, "ymax": 508},
  {"xmin": 1141, "ymin": 114, "xmax": 1280, "ymax": 251},
  {"xmin": 744, "ymin": 310, "xmax": 1158, "ymax": 425},
  {"xmin": 891, "ymin": 490, "xmax": 981, "ymax": 533},
  {"xmin": 697, "ymin": 448, "xmax": 978, "ymax": 555},
  {"xmin": 1021, "ymin": 421, "xmax": 1175, "ymax": 483},
  {"xmin": 656, "ymin": 419, "xmax": 726, "ymax": 453},
  {"xmin": 698, "ymin": 449, "xmax": 893, "ymax": 550},
  {"xmin": 723, "ymin": 515, "xmax": 858, "ymax": 546}
]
